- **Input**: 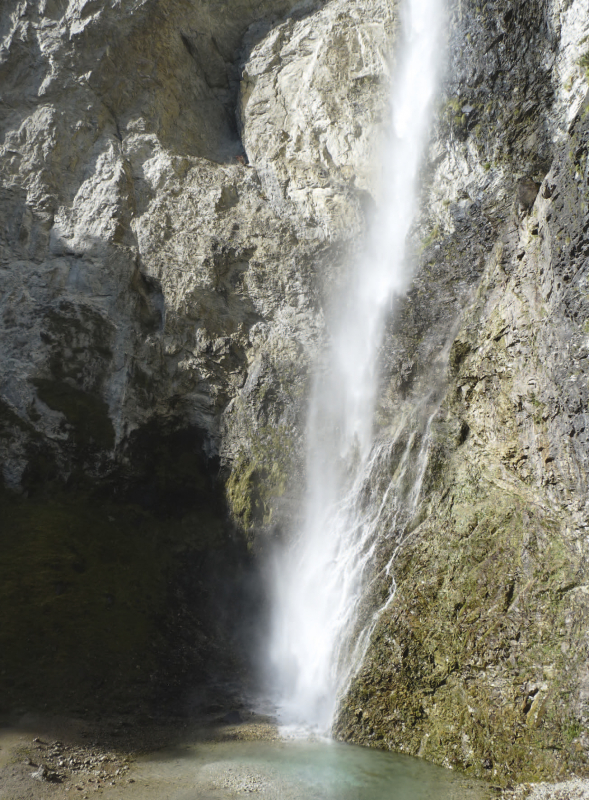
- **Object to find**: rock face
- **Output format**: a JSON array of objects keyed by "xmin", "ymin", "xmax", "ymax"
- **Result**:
[
  {"xmin": 0, "ymin": 0, "xmax": 393, "ymax": 712},
  {"xmin": 1, "ymin": 0, "xmax": 589, "ymax": 786},
  {"xmin": 335, "ymin": 0, "xmax": 589, "ymax": 786},
  {"xmin": 337, "ymin": 110, "xmax": 589, "ymax": 781}
]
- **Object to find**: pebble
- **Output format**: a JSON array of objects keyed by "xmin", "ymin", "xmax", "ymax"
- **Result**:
[
  {"xmin": 503, "ymin": 780, "xmax": 589, "ymax": 799},
  {"xmin": 30, "ymin": 765, "xmax": 48, "ymax": 782},
  {"xmin": 22, "ymin": 736, "xmax": 132, "ymax": 791}
]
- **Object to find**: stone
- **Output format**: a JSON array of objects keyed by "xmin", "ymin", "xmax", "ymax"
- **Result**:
[
  {"xmin": 517, "ymin": 178, "xmax": 541, "ymax": 210},
  {"xmin": 335, "ymin": 0, "xmax": 589, "ymax": 784},
  {"xmin": 30, "ymin": 765, "xmax": 47, "ymax": 781},
  {"xmin": 1, "ymin": 0, "xmax": 589, "ymax": 786}
]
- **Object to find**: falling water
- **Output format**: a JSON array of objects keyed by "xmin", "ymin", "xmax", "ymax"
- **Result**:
[{"xmin": 267, "ymin": 0, "xmax": 446, "ymax": 732}]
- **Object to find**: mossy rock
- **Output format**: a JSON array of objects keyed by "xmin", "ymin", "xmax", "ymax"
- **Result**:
[
  {"xmin": 335, "ymin": 479, "xmax": 589, "ymax": 785},
  {"xmin": 226, "ymin": 424, "xmax": 294, "ymax": 541}
]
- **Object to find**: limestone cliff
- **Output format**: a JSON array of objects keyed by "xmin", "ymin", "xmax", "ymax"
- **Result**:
[
  {"xmin": 0, "ymin": 0, "xmax": 392, "ymax": 712},
  {"xmin": 335, "ymin": 0, "xmax": 589, "ymax": 786},
  {"xmin": 2, "ymin": 0, "xmax": 589, "ymax": 786}
]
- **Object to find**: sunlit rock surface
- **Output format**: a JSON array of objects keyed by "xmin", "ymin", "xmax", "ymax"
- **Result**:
[
  {"xmin": 239, "ymin": 0, "xmax": 394, "ymax": 235},
  {"xmin": 1, "ymin": 0, "xmax": 589, "ymax": 785},
  {"xmin": 0, "ymin": 0, "xmax": 391, "ymax": 714},
  {"xmin": 335, "ymin": 0, "xmax": 589, "ymax": 786}
]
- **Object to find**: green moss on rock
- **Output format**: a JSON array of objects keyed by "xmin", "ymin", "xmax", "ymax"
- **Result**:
[
  {"xmin": 226, "ymin": 424, "xmax": 294, "ymax": 540},
  {"xmin": 335, "ymin": 457, "xmax": 589, "ymax": 785}
]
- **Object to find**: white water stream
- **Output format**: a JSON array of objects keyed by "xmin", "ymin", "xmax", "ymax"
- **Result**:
[{"xmin": 267, "ymin": 0, "xmax": 446, "ymax": 732}]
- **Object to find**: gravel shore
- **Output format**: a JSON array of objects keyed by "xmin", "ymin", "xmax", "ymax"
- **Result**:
[
  {"xmin": 0, "ymin": 710, "xmax": 282, "ymax": 799},
  {"xmin": 2, "ymin": 713, "xmax": 588, "ymax": 800},
  {"xmin": 502, "ymin": 780, "xmax": 589, "ymax": 800}
]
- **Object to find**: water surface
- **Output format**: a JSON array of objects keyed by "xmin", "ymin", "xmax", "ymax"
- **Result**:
[{"xmin": 133, "ymin": 737, "xmax": 493, "ymax": 800}]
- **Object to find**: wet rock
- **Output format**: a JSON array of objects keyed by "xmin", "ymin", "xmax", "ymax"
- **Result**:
[
  {"xmin": 335, "ymin": 0, "xmax": 589, "ymax": 786},
  {"xmin": 1, "ymin": 0, "xmax": 589, "ymax": 786},
  {"xmin": 221, "ymin": 710, "xmax": 243, "ymax": 724}
]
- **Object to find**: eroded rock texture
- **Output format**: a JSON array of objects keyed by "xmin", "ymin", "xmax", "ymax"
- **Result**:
[
  {"xmin": 335, "ymin": 0, "xmax": 589, "ymax": 786},
  {"xmin": 1, "ymin": 0, "xmax": 589, "ymax": 785},
  {"xmin": 0, "ymin": 0, "xmax": 393, "ymax": 713}
]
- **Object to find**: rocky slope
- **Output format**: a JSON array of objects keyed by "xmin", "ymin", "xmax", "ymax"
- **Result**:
[{"xmin": 2, "ymin": 0, "xmax": 589, "ymax": 787}]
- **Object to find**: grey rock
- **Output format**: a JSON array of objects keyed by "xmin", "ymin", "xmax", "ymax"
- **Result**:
[
  {"xmin": 335, "ymin": 0, "xmax": 589, "ymax": 785},
  {"xmin": 517, "ymin": 177, "xmax": 541, "ymax": 210},
  {"xmin": 1, "ymin": 0, "xmax": 589, "ymax": 785}
]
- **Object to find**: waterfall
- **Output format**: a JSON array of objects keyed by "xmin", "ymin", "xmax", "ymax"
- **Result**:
[{"xmin": 266, "ymin": 0, "xmax": 446, "ymax": 733}]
